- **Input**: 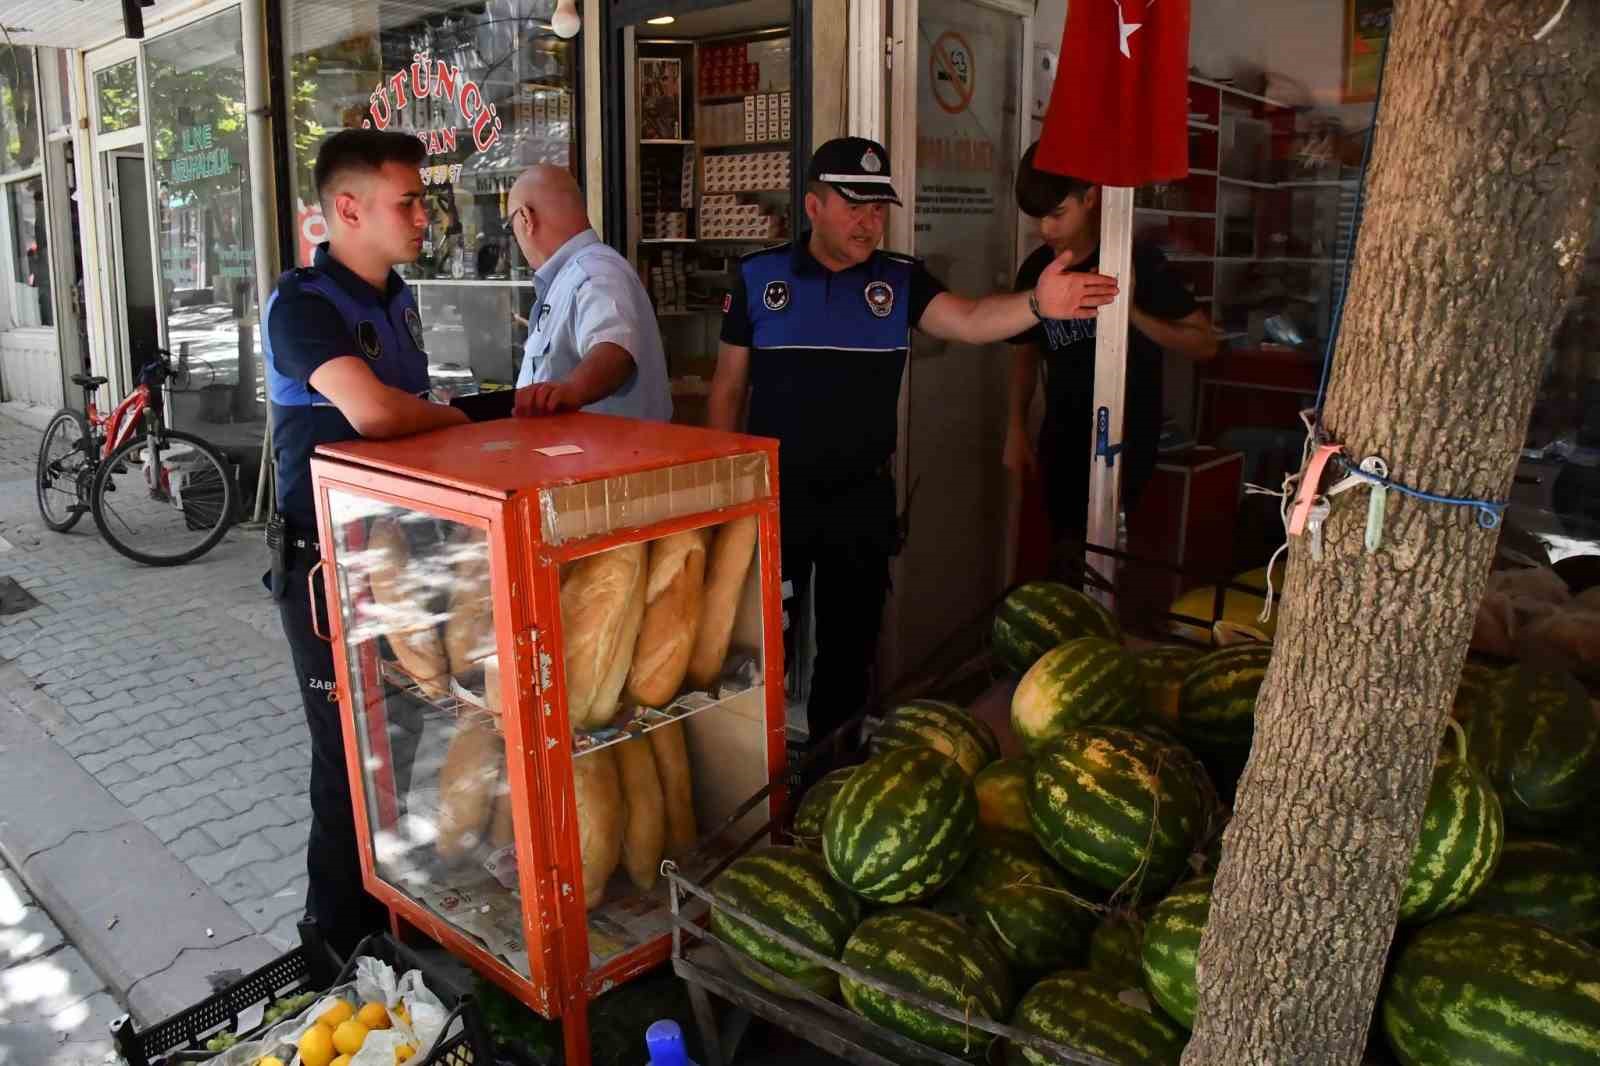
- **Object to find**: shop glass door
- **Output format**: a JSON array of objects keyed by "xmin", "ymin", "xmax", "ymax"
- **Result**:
[
  {"xmin": 894, "ymin": 0, "xmax": 1027, "ymax": 676},
  {"xmin": 105, "ymin": 149, "xmax": 160, "ymax": 390}
]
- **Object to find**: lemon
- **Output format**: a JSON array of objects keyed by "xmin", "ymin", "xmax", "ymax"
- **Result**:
[
  {"xmin": 395, "ymin": 1044, "xmax": 418, "ymax": 1064},
  {"xmin": 331, "ymin": 1058, "xmax": 352, "ymax": 1066},
  {"xmin": 357, "ymin": 1001, "xmax": 393, "ymax": 1030},
  {"xmin": 392, "ymin": 1001, "xmax": 411, "ymax": 1027},
  {"xmin": 259, "ymin": 1058, "xmax": 286, "ymax": 1066},
  {"xmin": 332, "ymin": 1019, "xmax": 370, "ymax": 1056},
  {"xmin": 317, "ymin": 999, "xmax": 355, "ymax": 1028},
  {"xmin": 297, "ymin": 1024, "xmax": 336, "ymax": 1066}
]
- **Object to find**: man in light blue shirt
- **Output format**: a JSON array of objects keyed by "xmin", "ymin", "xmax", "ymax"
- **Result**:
[{"xmin": 506, "ymin": 165, "xmax": 672, "ymax": 420}]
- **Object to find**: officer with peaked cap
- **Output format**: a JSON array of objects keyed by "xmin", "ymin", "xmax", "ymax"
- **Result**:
[{"xmin": 708, "ymin": 136, "xmax": 1117, "ymax": 768}]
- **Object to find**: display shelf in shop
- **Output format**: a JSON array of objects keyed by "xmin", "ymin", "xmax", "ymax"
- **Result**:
[{"xmin": 642, "ymin": 138, "xmax": 696, "ymax": 145}]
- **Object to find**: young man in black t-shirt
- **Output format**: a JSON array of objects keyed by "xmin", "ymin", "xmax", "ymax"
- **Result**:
[{"xmin": 1005, "ymin": 142, "xmax": 1220, "ymax": 540}]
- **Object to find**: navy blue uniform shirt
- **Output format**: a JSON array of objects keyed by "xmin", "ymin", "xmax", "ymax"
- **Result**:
[
  {"xmin": 263, "ymin": 243, "xmax": 431, "ymax": 530},
  {"xmin": 720, "ymin": 238, "xmax": 945, "ymax": 481}
]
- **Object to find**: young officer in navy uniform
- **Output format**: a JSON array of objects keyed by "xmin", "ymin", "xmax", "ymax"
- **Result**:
[
  {"xmin": 708, "ymin": 136, "xmax": 1118, "ymax": 758},
  {"xmin": 263, "ymin": 129, "xmax": 468, "ymax": 954}
]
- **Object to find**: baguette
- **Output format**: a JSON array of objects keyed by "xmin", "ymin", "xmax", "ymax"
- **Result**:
[
  {"xmin": 368, "ymin": 518, "xmax": 450, "ymax": 697},
  {"xmin": 574, "ymin": 747, "xmax": 625, "ymax": 909},
  {"xmin": 489, "ymin": 775, "xmax": 515, "ymax": 848},
  {"xmin": 685, "ymin": 516, "xmax": 759, "ymax": 689},
  {"xmin": 561, "ymin": 543, "xmax": 647, "ymax": 729},
  {"xmin": 444, "ymin": 542, "xmax": 496, "ymax": 678},
  {"xmin": 649, "ymin": 721, "xmax": 698, "ymax": 854},
  {"xmin": 626, "ymin": 531, "xmax": 709, "ymax": 708},
  {"xmin": 615, "ymin": 736, "xmax": 667, "ymax": 891},
  {"xmin": 435, "ymin": 721, "xmax": 503, "ymax": 863}
]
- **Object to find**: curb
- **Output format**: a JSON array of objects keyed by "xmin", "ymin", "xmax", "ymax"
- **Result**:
[{"xmin": 0, "ymin": 660, "xmax": 286, "ymax": 1025}]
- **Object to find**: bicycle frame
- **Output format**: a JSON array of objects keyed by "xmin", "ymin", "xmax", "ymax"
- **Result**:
[{"xmin": 88, "ymin": 383, "xmax": 155, "ymax": 458}]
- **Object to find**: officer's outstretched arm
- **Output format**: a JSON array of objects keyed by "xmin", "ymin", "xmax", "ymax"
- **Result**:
[
  {"xmin": 917, "ymin": 249, "xmax": 1118, "ymax": 346},
  {"xmin": 707, "ymin": 342, "xmax": 750, "ymax": 432},
  {"xmin": 310, "ymin": 356, "xmax": 469, "ymax": 439}
]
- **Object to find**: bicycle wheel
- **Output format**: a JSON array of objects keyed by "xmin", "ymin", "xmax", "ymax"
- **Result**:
[
  {"xmin": 36, "ymin": 409, "xmax": 94, "ymax": 532},
  {"xmin": 90, "ymin": 428, "xmax": 236, "ymax": 566}
]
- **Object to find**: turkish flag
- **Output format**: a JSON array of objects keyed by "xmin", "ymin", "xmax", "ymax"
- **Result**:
[{"xmin": 1036, "ymin": 0, "xmax": 1191, "ymax": 187}]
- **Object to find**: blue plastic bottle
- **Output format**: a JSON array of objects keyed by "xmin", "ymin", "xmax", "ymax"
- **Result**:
[{"xmin": 645, "ymin": 1019, "xmax": 700, "ymax": 1066}]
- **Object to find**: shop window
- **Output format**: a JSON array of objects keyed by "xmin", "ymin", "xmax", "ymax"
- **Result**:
[
  {"xmin": 95, "ymin": 59, "xmax": 141, "ymax": 136},
  {"xmin": 3, "ymin": 176, "xmax": 50, "ymax": 329},
  {"xmin": 145, "ymin": 9, "xmax": 263, "ymax": 439},
  {"xmin": 0, "ymin": 46, "xmax": 40, "ymax": 173},
  {"xmin": 283, "ymin": 0, "xmax": 580, "ymax": 392}
]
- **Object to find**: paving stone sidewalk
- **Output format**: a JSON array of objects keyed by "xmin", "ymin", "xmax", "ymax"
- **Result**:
[
  {"xmin": 0, "ymin": 409, "xmax": 312, "ymax": 953},
  {"xmin": 0, "ymin": 860, "xmax": 121, "ymax": 1066}
]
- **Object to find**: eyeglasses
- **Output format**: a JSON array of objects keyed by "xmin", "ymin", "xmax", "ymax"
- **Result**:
[{"xmin": 503, "ymin": 206, "xmax": 529, "ymax": 235}]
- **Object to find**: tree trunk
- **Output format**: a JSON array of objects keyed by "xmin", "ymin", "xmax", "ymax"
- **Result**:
[{"xmin": 1183, "ymin": 3, "xmax": 1600, "ymax": 1064}]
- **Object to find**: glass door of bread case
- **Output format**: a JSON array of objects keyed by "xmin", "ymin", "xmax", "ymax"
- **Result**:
[{"xmin": 324, "ymin": 489, "xmax": 531, "ymax": 979}]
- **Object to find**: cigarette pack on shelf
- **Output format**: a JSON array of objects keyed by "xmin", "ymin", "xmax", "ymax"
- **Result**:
[
  {"xmin": 309, "ymin": 415, "xmax": 785, "ymax": 1066},
  {"xmin": 702, "ymin": 151, "xmax": 791, "ymax": 194}
]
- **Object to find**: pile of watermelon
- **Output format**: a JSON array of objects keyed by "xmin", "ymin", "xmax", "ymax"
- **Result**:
[{"xmin": 701, "ymin": 584, "xmax": 1600, "ymax": 1064}]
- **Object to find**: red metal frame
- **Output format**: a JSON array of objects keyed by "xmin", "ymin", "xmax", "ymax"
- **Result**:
[
  {"xmin": 86, "ymin": 383, "xmax": 154, "ymax": 458},
  {"xmin": 309, "ymin": 414, "xmax": 786, "ymax": 1066}
]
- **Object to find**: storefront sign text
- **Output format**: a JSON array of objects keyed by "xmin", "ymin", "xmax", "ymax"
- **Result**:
[
  {"xmin": 365, "ymin": 52, "xmax": 504, "ymax": 153},
  {"xmin": 171, "ymin": 123, "xmax": 234, "ymax": 185}
]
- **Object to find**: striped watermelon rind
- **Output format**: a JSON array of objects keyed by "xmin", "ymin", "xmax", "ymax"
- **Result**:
[
  {"xmin": 1398, "ymin": 719, "xmax": 1504, "ymax": 924},
  {"xmin": 975, "ymin": 883, "xmax": 1097, "ymax": 974},
  {"xmin": 1381, "ymin": 913, "xmax": 1600, "ymax": 1066},
  {"xmin": 709, "ymin": 846, "xmax": 862, "ymax": 999},
  {"xmin": 1141, "ymin": 644, "xmax": 1204, "ymax": 725},
  {"xmin": 792, "ymin": 766, "xmax": 857, "ymax": 850},
  {"xmin": 1178, "ymin": 641, "xmax": 1273, "ymax": 751},
  {"xmin": 1089, "ymin": 915, "xmax": 1147, "ymax": 989},
  {"xmin": 1466, "ymin": 665, "xmax": 1600, "ymax": 828},
  {"xmin": 869, "ymin": 700, "xmax": 1000, "ymax": 777},
  {"xmin": 840, "ymin": 908, "xmax": 1014, "ymax": 1056},
  {"xmin": 1139, "ymin": 876, "xmax": 1213, "ymax": 1029},
  {"xmin": 993, "ymin": 581, "xmax": 1119, "ymax": 676},
  {"xmin": 1467, "ymin": 839, "xmax": 1600, "ymax": 944},
  {"xmin": 823, "ymin": 746, "xmax": 978, "ymax": 904},
  {"xmin": 1027, "ymin": 726, "xmax": 1204, "ymax": 902},
  {"xmin": 932, "ymin": 831, "xmax": 1063, "ymax": 921},
  {"xmin": 1012, "ymin": 637, "xmax": 1146, "ymax": 754},
  {"xmin": 974, "ymin": 758, "xmax": 1033, "ymax": 835},
  {"xmin": 1007, "ymin": 970, "xmax": 1187, "ymax": 1066}
]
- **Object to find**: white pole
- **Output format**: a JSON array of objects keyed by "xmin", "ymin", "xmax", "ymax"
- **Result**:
[
  {"xmin": 1086, "ymin": 185, "xmax": 1134, "ymax": 605},
  {"xmin": 242, "ymin": 0, "xmax": 280, "ymax": 524}
]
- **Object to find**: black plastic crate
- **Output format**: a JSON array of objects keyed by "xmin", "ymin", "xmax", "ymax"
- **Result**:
[{"xmin": 110, "ymin": 919, "xmax": 495, "ymax": 1066}]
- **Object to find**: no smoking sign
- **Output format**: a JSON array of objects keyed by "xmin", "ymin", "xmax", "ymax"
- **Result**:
[{"xmin": 930, "ymin": 31, "xmax": 975, "ymax": 115}]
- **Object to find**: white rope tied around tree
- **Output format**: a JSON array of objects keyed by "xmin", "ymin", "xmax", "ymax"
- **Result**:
[
  {"xmin": 1534, "ymin": 0, "xmax": 1571, "ymax": 41},
  {"xmin": 1242, "ymin": 410, "xmax": 1322, "ymax": 624}
]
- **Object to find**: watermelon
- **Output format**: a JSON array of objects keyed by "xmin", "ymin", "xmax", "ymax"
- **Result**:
[
  {"xmin": 823, "ymin": 747, "xmax": 978, "ymax": 904},
  {"xmin": 1398, "ymin": 719, "xmax": 1504, "ymax": 923},
  {"xmin": 933, "ymin": 832, "xmax": 1063, "ymax": 920},
  {"xmin": 1177, "ymin": 641, "xmax": 1274, "ymax": 798},
  {"xmin": 1467, "ymin": 839, "xmax": 1600, "ymax": 944},
  {"xmin": 1012, "ymin": 637, "xmax": 1145, "ymax": 753},
  {"xmin": 839, "ymin": 908, "xmax": 1014, "ymax": 1056},
  {"xmin": 993, "ymin": 581, "xmax": 1119, "ymax": 675},
  {"xmin": 791, "ymin": 766, "xmax": 856, "ymax": 850},
  {"xmin": 1381, "ymin": 913, "xmax": 1600, "ymax": 1065},
  {"xmin": 1454, "ymin": 661, "xmax": 1505, "ymax": 722},
  {"xmin": 974, "ymin": 758, "xmax": 1032, "ymax": 835},
  {"xmin": 1007, "ymin": 971, "xmax": 1187, "ymax": 1066},
  {"xmin": 709, "ymin": 846, "xmax": 862, "ymax": 999},
  {"xmin": 1139, "ymin": 877, "xmax": 1213, "ymax": 1029},
  {"xmin": 1465, "ymin": 665, "xmax": 1600, "ymax": 828},
  {"xmin": 869, "ymin": 700, "xmax": 1000, "ymax": 777},
  {"xmin": 975, "ymin": 883, "xmax": 1097, "ymax": 974},
  {"xmin": 1028, "ymin": 726, "xmax": 1205, "ymax": 901},
  {"xmin": 1089, "ymin": 915, "xmax": 1147, "ymax": 988},
  {"xmin": 1140, "ymin": 644, "xmax": 1204, "ymax": 725}
]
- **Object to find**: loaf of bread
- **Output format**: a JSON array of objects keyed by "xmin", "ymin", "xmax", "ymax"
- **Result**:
[
  {"xmin": 444, "ymin": 540, "xmax": 496, "ymax": 679},
  {"xmin": 615, "ymin": 736, "xmax": 667, "ymax": 891},
  {"xmin": 626, "ymin": 531, "xmax": 709, "ymax": 708},
  {"xmin": 489, "ymin": 775, "xmax": 515, "ymax": 848},
  {"xmin": 435, "ymin": 721, "xmax": 503, "ymax": 863},
  {"xmin": 649, "ymin": 721, "xmax": 698, "ymax": 854},
  {"xmin": 561, "ymin": 543, "xmax": 647, "ymax": 730},
  {"xmin": 685, "ymin": 517, "xmax": 759, "ymax": 690},
  {"xmin": 574, "ymin": 747, "xmax": 625, "ymax": 909},
  {"xmin": 368, "ymin": 518, "xmax": 450, "ymax": 698}
]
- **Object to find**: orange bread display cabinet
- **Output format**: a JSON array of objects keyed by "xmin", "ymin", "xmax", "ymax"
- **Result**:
[{"xmin": 308, "ymin": 414, "xmax": 786, "ymax": 1063}]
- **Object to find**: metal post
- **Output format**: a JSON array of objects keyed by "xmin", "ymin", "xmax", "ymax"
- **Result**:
[{"xmin": 241, "ymin": 0, "xmax": 280, "ymax": 525}]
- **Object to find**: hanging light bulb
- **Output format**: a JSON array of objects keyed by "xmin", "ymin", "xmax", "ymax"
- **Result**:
[{"xmin": 551, "ymin": 0, "xmax": 581, "ymax": 39}]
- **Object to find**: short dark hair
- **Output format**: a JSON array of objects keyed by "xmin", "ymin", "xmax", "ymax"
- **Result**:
[
  {"xmin": 806, "ymin": 180, "xmax": 833, "ymax": 201},
  {"xmin": 313, "ymin": 129, "xmax": 426, "ymax": 209},
  {"xmin": 1015, "ymin": 142, "xmax": 1093, "ymax": 218}
]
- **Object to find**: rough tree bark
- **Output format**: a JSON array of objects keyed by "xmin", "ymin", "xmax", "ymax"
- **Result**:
[{"xmin": 1183, "ymin": 3, "xmax": 1600, "ymax": 1065}]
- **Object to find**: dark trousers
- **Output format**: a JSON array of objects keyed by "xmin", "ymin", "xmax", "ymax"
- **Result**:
[
  {"xmin": 782, "ymin": 473, "xmax": 897, "ymax": 752},
  {"xmin": 275, "ymin": 558, "xmax": 389, "ymax": 957}
]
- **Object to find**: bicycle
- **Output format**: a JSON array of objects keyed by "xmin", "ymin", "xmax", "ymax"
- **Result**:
[{"xmin": 35, "ymin": 347, "xmax": 237, "ymax": 566}]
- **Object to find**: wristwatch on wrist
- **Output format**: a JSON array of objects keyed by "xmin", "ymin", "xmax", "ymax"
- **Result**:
[{"xmin": 1028, "ymin": 287, "xmax": 1046, "ymax": 321}]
